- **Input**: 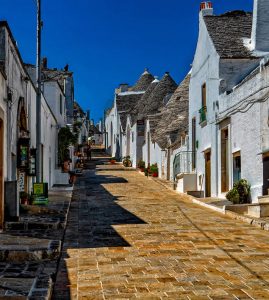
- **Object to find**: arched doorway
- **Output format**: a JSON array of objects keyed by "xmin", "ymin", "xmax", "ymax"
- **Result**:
[
  {"xmin": 17, "ymin": 98, "xmax": 29, "ymax": 197},
  {"xmin": 126, "ymin": 125, "xmax": 131, "ymax": 156}
]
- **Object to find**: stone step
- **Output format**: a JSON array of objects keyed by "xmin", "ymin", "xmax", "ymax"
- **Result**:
[
  {"xmin": 0, "ymin": 235, "xmax": 61, "ymax": 262},
  {"xmin": 5, "ymin": 221, "xmax": 61, "ymax": 231},
  {"xmin": 258, "ymin": 195, "xmax": 269, "ymax": 204},
  {"xmin": 187, "ymin": 190, "xmax": 205, "ymax": 198},
  {"xmin": 248, "ymin": 203, "xmax": 269, "ymax": 218},
  {"xmin": 0, "ymin": 261, "xmax": 56, "ymax": 298}
]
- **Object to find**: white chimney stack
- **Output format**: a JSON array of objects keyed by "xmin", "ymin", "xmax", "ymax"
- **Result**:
[
  {"xmin": 200, "ymin": 2, "xmax": 213, "ymax": 17},
  {"xmin": 251, "ymin": 0, "xmax": 269, "ymax": 52}
]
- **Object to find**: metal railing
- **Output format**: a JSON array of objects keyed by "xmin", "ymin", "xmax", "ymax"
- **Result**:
[
  {"xmin": 199, "ymin": 106, "xmax": 207, "ymax": 124},
  {"xmin": 173, "ymin": 151, "xmax": 195, "ymax": 180}
]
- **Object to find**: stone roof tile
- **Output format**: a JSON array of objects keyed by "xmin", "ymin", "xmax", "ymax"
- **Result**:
[
  {"xmin": 152, "ymin": 74, "xmax": 190, "ymax": 149},
  {"xmin": 204, "ymin": 11, "xmax": 255, "ymax": 58},
  {"xmin": 141, "ymin": 73, "xmax": 177, "ymax": 117}
]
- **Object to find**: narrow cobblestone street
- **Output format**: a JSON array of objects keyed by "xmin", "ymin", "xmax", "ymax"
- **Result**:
[{"xmin": 53, "ymin": 157, "xmax": 269, "ymax": 300}]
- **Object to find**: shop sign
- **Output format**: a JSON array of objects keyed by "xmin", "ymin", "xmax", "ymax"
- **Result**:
[
  {"xmin": 28, "ymin": 149, "xmax": 36, "ymax": 176},
  {"xmin": 33, "ymin": 183, "xmax": 44, "ymax": 196},
  {"xmin": 17, "ymin": 138, "xmax": 30, "ymax": 169}
]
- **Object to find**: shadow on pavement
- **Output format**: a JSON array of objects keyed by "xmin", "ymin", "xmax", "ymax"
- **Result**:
[{"xmin": 52, "ymin": 161, "xmax": 146, "ymax": 299}]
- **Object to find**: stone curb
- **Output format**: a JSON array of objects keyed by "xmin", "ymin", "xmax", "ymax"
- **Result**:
[
  {"xmin": 50, "ymin": 186, "xmax": 73, "ymax": 297},
  {"xmin": 148, "ymin": 172, "xmax": 269, "ymax": 233}
]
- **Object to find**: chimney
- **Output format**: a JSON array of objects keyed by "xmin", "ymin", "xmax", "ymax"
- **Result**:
[
  {"xmin": 251, "ymin": 0, "xmax": 269, "ymax": 52},
  {"xmin": 119, "ymin": 83, "xmax": 129, "ymax": 92},
  {"xmin": 42, "ymin": 57, "xmax": 47, "ymax": 69},
  {"xmin": 200, "ymin": 2, "xmax": 213, "ymax": 17}
]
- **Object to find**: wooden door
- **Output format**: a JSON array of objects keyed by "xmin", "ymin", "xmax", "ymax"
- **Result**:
[
  {"xmin": 221, "ymin": 128, "xmax": 229, "ymax": 192},
  {"xmin": 205, "ymin": 151, "xmax": 211, "ymax": 197}
]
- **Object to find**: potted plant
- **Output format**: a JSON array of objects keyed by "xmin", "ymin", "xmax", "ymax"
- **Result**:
[
  {"xmin": 137, "ymin": 160, "xmax": 145, "ymax": 172},
  {"xmin": 226, "ymin": 179, "xmax": 250, "ymax": 204},
  {"xmin": 144, "ymin": 167, "xmax": 149, "ymax": 176},
  {"xmin": 123, "ymin": 156, "xmax": 132, "ymax": 167},
  {"xmin": 109, "ymin": 157, "xmax": 116, "ymax": 164},
  {"xmin": 150, "ymin": 163, "xmax": 158, "ymax": 177},
  {"xmin": 20, "ymin": 192, "xmax": 29, "ymax": 205}
]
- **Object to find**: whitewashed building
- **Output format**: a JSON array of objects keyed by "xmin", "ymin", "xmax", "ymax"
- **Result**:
[{"xmin": 188, "ymin": 0, "xmax": 269, "ymax": 201}]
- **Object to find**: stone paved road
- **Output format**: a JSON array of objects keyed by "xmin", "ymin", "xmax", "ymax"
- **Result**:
[{"xmin": 53, "ymin": 159, "xmax": 269, "ymax": 300}]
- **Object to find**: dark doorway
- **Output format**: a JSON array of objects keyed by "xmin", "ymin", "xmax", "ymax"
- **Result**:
[
  {"xmin": 263, "ymin": 155, "xmax": 269, "ymax": 196},
  {"xmin": 205, "ymin": 150, "xmax": 211, "ymax": 197}
]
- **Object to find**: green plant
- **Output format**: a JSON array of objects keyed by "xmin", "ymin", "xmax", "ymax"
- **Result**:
[
  {"xmin": 58, "ymin": 127, "xmax": 77, "ymax": 166},
  {"xmin": 137, "ymin": 160, "xmax": 145, "ymax": 169},
  {"xmin": 150, "ymin": 163, "xmax": 158, "ymax": 173},
  {"xmin": 109, "ymin": 157, "xmax": 116, "ymax": 161},
  {"xmin": 123, "ymin": 156, "xmax": 132, "ymax": 167},
  {"xmin": 226, "ymin": 188, "xmax": 240, "ymax": 204},
  {"xmin": 226, "ymin": 179, "xmax": 250, "ymax": 204}
]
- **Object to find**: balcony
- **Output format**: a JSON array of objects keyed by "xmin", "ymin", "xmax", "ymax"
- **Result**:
[{"xmin": 199, "ymin": 106, "xmax": 207, "ymax": 126}]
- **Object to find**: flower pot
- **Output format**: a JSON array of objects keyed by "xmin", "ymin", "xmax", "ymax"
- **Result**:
[
  {"xmin": 110, "ymin": 160, "xmax": 116, "ymax": 164},
  {"xmin": 20, "ymin": 198, "xmax": 29, "ymax": 205},
  {"xmin": 152, "ymin": 172, "xmax": 158, "ymax": 177}
]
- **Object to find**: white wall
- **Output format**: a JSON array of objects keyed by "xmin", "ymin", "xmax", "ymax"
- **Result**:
[
  {"xmin": 41, "ymin": 96, "xmax": 58, "ymax": 189},
  {"xmin": 218, "ymin": 64, "xmax": 269, "ymax": 201},
  {"xmin": 43, "ymin": 81, "xmax": 66, "ymax": 127},
  {"xmin": 189, "ymin": 13, "xmax": 220, "ymax": 196},
  {"xmin": 142, "ymin": 119, "xmax": 162, "ymax": 177}
]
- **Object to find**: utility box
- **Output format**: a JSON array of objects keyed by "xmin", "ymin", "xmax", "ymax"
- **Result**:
[{"xmin": 4, "ymin": 181, "xmax": 19, "ymax": 220}]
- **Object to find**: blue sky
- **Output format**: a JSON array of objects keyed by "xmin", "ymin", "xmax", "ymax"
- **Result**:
[{"xmin": 0, "ymin": 0, "xmax": 253, "ymax": 122}]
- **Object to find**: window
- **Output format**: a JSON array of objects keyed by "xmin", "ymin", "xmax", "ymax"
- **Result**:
[
  {"xmin": 233, "ymin": 151, "xmax": 241, "ymax": 184},
  {"xmin": 202, "ymin": 83, "xmax": 206, "ymax": 107},
  {"xmin": 199, "ymin": 83, "xmax": 207, "ymax": 125}
]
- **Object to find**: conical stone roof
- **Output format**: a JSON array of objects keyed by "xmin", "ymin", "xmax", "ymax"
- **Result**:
[
  {"xmin": 131, "ymin": 69, "xmax": 155, "ymax": 92},
  {"xmin": 141, "ymin": 72, "xmax": 177, "ymax": 117},
  {"xmin": 152, "ymin": 73, "xmax": 190, "ymax": 149},
  {"xmin": 132, "ymin": 77, "xmax": 160, "ymax": 124}
]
